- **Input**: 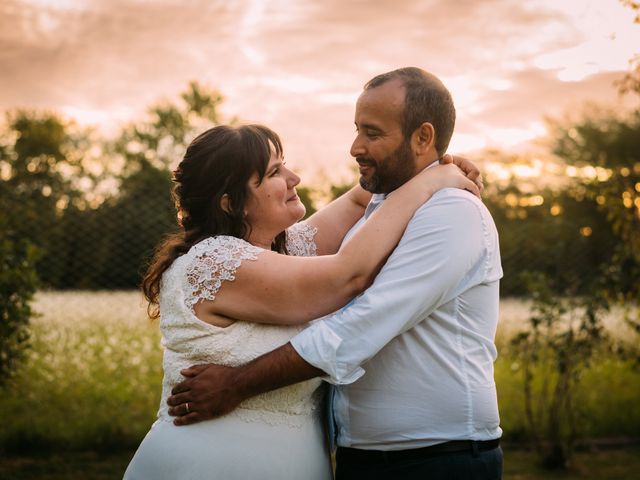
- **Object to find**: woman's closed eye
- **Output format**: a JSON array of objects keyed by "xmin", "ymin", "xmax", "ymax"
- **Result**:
[{"xmin": 269, "ymin": 161, "xmax": 286, "ymax": 177}]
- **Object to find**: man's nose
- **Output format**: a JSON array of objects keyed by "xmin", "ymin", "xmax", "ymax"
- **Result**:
[{"xmin": 350, "ymin": 136, "xmax": 365, "ymax": 158}]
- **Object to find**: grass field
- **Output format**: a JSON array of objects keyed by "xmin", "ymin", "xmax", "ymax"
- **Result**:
[
  {"xmin": 1, "ymin": 446, "xmax": 640, "ymax": 479},
  {"xmin": 0, "ymin": 291, "xmax": 639, "ymax": 478}
]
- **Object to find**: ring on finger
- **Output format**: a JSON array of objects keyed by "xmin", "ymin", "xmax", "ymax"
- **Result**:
[{"xmin": 185, "ymin": 402, "xmax": 190, "ymax": 413}]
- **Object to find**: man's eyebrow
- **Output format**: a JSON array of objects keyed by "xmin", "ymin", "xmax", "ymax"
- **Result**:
[{"xmin": 355, "ymin": 122, "xmax": 383, "ymax": 131}]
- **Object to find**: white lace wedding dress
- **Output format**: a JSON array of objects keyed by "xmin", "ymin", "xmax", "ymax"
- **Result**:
[{"xmin": 124, "ymin": 223, "xmax": 331, "ymax": 479}]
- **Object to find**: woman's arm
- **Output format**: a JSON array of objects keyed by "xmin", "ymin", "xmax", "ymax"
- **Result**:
[
  {"xmin": 303, "ymin": 155, "xmax": 482, "ymax": 256},
  {"xmin": 304, "ymin": 185, "xmax": 371, "ymax": 256},
  {"xmin": 196, "ymin": 163, "xmax": 479, "ymax": 326}
]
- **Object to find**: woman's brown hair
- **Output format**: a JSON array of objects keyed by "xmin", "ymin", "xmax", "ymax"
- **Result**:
[{"xmin": 141, "ymin": 124, "xmax": 286, "ymax": 319}]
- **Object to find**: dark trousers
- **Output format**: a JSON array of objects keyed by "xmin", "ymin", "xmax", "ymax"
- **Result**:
[{"xmin": 335, "ymin": 444, "xmax": 503, "ymax": 480}]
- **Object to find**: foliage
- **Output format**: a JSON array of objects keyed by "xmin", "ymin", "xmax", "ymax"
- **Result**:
[
  {"xmin": 0, "ymin": 292, "xmax": 162, "ymax": 453},
  {"xmin": 499, "ymin": 104, "xmax": 640, "ymax": 469},
  {"xmin": 550, "ymin": 109, "xmax": 640, "ymax": 371},
  {"xmin": 1, "ymin": 83, "xmax": 637, "ymax": 298},
  {"xmin": 617, "ymin": 0, "xmax": 640, "ymax": 95},
  {"xmin": 0, "ymin": 230, "xmax": 39, "ymax": 386},
  {"xmin": 1, "ymin": 292, "xmax": 638, "ymax": 456},
  {"xmin": 509, "ymin": 272, "xmax": 610, "ymax": 469},
  {"xmin": 483, "ymin": 182, "xmax": 620, "ymax": 296},
  {"xmin": 113, "ymin": 81, "xmax": 223, "ymax": 177},
  {"xmin": 0, "ymin": 83, "xmax": 223, "ymax": 289},
  {"xmin": 0, "ymin": 111, "xmax": 87, "ymax": 287},
  {"xmin": 90, "ymin": 82, "xmax": 223, "ymax": 287},
  {"xmin": 296, "ymin": 186, "xmax": 317, "ymax": 219},
  {"xmin": 551, "ymin": 111, "xmax": 640, "ymax": 246}
]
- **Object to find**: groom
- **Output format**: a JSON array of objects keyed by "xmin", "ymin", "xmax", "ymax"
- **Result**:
[{"xmin": 168, "ymin": 67, "xmax": 503, "ymax": 479}]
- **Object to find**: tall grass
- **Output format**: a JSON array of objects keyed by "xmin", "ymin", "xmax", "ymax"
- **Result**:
[
  {"xmin": 0, "ymin": 292, "xmax": 638, "ymax": 453},
  {"xmin": 1, "ymin": 292, "xmax": 162, "ymax": 452}
]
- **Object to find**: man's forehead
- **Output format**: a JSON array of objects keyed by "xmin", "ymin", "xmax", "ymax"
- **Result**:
[
  {"xmin": 359, "ymin": 79, "xmax": 405, "ymax": 105},
  {"xmin": 355, "ymin": 80, "xmax": 405, "ymax": 126}
]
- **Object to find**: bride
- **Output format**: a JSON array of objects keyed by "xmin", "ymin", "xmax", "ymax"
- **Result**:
[{"xmin": 124, "ymin": 124, "xmax": 479, "ymax": 479}]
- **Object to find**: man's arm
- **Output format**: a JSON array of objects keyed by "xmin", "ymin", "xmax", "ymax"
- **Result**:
[
  {"xmin": 168, "ymin": 190, "xmax": 497, "ymax": 422},
  {"xmin": 167, "ymin": 343, "xmax": 322, "ymax": 425},
  {"xmin": 291, "ymin": 190, "xmax": 497, "ymax": 384}
]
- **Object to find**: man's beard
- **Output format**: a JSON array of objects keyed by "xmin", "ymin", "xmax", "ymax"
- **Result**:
[{"xmin": 357, "ymin": 140, "xmax": 416, "ymax": 194}]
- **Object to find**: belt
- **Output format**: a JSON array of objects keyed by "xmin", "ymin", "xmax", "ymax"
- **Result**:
[{"xmin": 337, "ymin": 439, "xmax": 500, "ymax": 464}]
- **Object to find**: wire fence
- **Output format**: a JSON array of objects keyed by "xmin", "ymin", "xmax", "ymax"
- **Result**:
[{"xmin": 4, "ymin": 175, "xmax": 626, "ymax": 297}]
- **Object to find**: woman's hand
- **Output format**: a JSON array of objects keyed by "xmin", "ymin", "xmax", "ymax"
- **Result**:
[
  {"xmin": 416, "ymin": 162, "xmax": 481, "ymax": 198},
  {"xmin": 440, "ymin": 153, "xmax": 483, "ymax": 194}
]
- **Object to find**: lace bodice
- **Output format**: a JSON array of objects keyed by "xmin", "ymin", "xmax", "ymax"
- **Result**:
[{"xmin": 156, "ymin": 222, "xmax": 322, "ymax": 427}]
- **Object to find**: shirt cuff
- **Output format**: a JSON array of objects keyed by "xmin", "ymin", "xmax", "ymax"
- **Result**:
[{"xmin": 290, "ymin": 321, "xmax": 365, "ymax": 385}]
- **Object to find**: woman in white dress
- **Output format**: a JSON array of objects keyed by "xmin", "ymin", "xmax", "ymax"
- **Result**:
[{"xmin": 124, "ymin": 124, "xmax": 479, "ymax": 479}]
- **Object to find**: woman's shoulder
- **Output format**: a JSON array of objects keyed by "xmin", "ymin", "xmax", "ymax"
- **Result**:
[
  {"xmin": 169, "ymin": 235, "xmax": 264, "ymax": 284},
  {"xmin": 286, "ymin": 221, "xmax": 318, "ymax": 257},
  {"xmin": 170, "ymin": 235, "xmax": 264, "ymax": 311},
  {"xmin": 190, "ymin": 234, "xmax": 263, "ymax": 255}
]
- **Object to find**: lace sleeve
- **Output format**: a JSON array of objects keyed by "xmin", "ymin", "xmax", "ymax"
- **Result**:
[
  {"xmin": 183, "ymin": 236, "xmax": 263, "ymax": 313},
  {"xmin": 286, "ymin": 221, "xmax": 318, "ymax": 257}
]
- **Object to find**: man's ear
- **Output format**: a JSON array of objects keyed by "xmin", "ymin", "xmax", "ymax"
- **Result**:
[
  {"xmin": 411, "ymin": 122, "xmax": 436, "ymax": 155},
  {"xmin": 220, "ymin": 193, "xmax": 231, "ymax": 214}
]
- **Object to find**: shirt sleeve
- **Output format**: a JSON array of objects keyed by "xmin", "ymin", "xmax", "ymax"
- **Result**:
[{"xmin": 290, "ymin": 190, "xmax": 500, "ymax": 384}]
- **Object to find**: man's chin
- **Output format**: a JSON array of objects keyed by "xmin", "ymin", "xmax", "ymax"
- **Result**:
[
  {"xmin": 361, "ymin": 176, "xmax": 390, "ymax": 194},
  {"xmin": 359, "ymin": 176, "xmax": 375, "ymax": 193}
]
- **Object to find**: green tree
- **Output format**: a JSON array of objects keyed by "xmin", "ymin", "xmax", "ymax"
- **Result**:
[
  {"xmin": 0, "ymin": 214, "xmax": 39, "ymax": 386},
  {"xmin": 0, "ymin": 111, "xmax": 90, "ymax": 287},
  {"xmin": 113, "ymin": 82, "xmax": 223, "ymax": 176},
  {"xmin": 550, "ymin": 110, "xmax": 640, "ymax": 300},
  {"xmin": 482, "ymin": 181, "xmax": 619, "ymax": 296},
  {"xmin": 83, "ymin": 82, "xmax": 224, "ymax": 288}
]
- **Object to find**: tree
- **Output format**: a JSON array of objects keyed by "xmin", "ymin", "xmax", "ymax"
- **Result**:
[
  {"xmin": 82, "ymin": 82, "xmax": 224, "ymax": 288},
  {"xmin": 0, "ymin": 211, "xmax": 39, "ymax": 386},
  {"xmin": 550, "ymin": 110, "xmax": 640, "ymax": 300},
  {"xmin": 617, "ymin": 1, "xmax": 640, "ymax": 94},
  {"xmin": 112, "ymin": 82, "xmax": 223, "ymax": 177},
  {"xmin": 0, "ymin": 111, "xmax": 91, "ymax": 287}
]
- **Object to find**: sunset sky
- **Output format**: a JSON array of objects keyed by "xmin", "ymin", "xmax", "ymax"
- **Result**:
[{"xmin": 1, "ymin": 0, "xmax": 639, "ymax": 181}]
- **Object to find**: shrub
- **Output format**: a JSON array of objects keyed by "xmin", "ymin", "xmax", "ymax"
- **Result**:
[{"xmin": 0, "ymin": 236, "xmax": 39, "ymax": 386}]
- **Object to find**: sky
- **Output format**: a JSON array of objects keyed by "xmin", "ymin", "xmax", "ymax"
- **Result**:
[{"xmin": 1, "ymin": 0, "xmax": 639, "ymax": 182}]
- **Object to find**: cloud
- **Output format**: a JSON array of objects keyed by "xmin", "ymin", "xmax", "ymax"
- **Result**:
[
  {"xmin": 0, "ymin": 0, "xmax": 637, "ymax": 179},
  {"xmin": 464, "ymin": 68, "xmax": 629, "ymax": 129}
]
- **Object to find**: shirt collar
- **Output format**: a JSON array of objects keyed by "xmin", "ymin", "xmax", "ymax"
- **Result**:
[{"xmin": 364, "ymin": 194, "xmax": 385, "ymax": 219}]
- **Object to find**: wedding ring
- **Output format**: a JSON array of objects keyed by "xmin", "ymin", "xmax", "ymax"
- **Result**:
[{"xmin": 185, "ymin": 402, "xmax": 190, "ymax": 413}]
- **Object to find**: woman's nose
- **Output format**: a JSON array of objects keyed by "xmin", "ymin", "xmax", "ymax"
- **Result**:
[{"xmin": 287, "ymin": 168, "xmax": 300, "ymax": 187}]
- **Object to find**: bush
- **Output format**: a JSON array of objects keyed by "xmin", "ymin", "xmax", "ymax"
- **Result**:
[
  {"xmin": 0, "ymin": 236, "xmax": 39, "ymax": 386},
  {"xmin": 509, "ymin": 272, "xmax": 611, "ymax": 469}
]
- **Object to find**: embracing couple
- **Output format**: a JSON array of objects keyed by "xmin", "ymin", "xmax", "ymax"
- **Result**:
[{"xmin": 124, "ymin": 67, "xmax": 503, "ymax": 479}]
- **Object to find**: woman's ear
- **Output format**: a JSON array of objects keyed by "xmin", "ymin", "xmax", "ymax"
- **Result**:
[{"xmin": 220, "ymin": 193, "xmax": 231, "ymax": 214}]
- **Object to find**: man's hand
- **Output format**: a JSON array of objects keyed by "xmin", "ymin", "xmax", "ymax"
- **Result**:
[
  {"xmin": 167, "ymin": 363, "xmax": 245, "ymax": 426},
  {"xmin": 440, "ymin": 153, "xmax": 484, "ymax": 194},
  {"xmin": 167, "ymin": 343, "xmax": 322, "ymax": 426}
]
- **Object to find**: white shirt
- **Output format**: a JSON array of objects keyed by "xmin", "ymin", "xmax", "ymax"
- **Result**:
[{"xmin": 291, "ymin": 188, "xmax": 503, "ymax": 450}]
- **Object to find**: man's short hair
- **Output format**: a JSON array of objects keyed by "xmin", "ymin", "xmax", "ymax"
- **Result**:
[{"xmin": 364, "ymin": 67, "xmax": 456, "ymax": 156}]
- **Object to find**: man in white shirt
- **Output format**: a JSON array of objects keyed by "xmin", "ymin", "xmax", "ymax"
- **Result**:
[{"xmin": 168, "ymin": 67, "xmax": 503, "ymax": 479}]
